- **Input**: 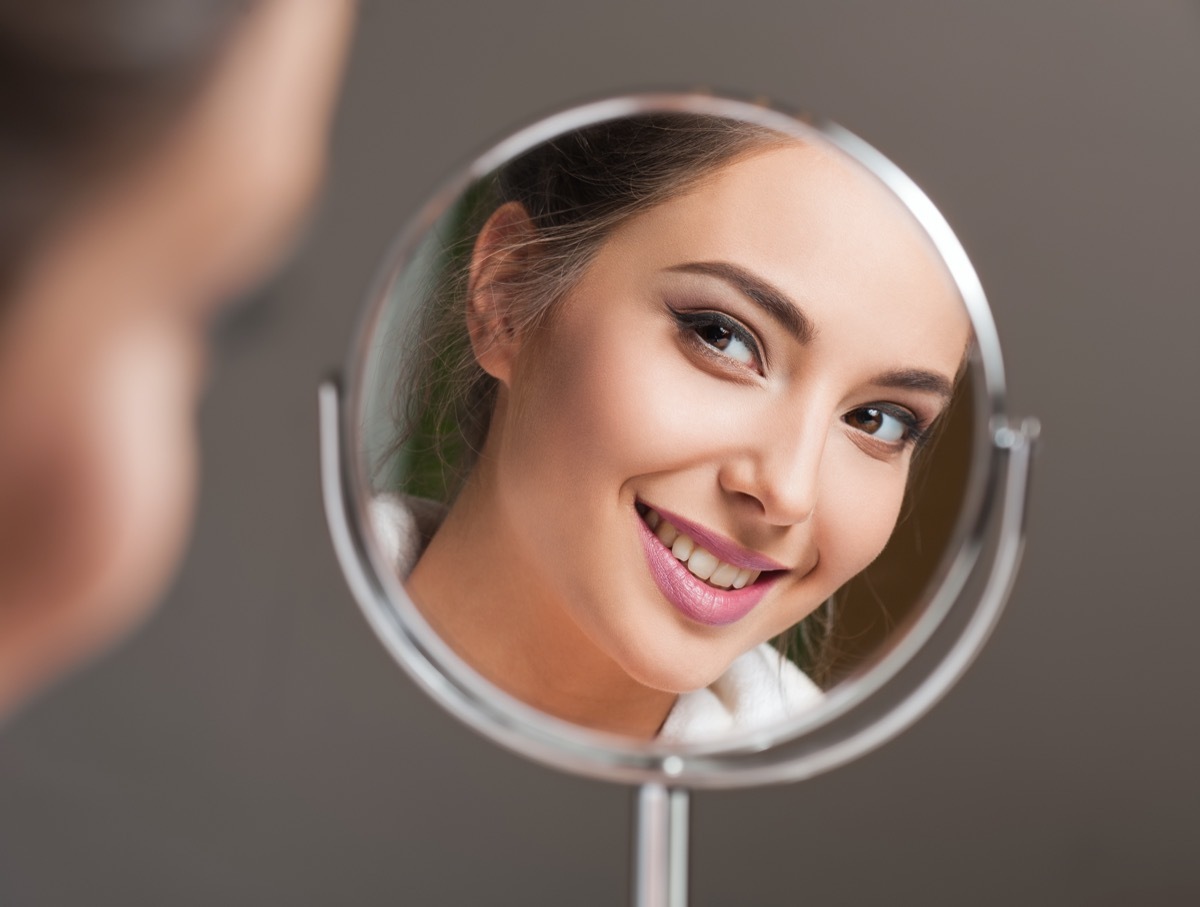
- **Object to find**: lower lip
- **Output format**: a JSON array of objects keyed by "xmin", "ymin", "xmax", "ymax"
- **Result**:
[{"xmin": 635, "ymin": 513, "xmax": 778, "ymax": 627}]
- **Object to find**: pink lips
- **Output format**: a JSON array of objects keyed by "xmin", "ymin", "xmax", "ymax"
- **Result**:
[
  {"xmin": 635, "ymin": 504, "xmax": 782, "ymax": 627},
  {"xmin": 649, "ymin": 504, "xmax": 787, "ymax": 572}
]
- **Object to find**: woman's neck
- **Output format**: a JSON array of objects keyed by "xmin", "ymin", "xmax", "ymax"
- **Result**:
[{"xmin": 405, "ymin": 472, "xmax": 677, "ymax": 739}]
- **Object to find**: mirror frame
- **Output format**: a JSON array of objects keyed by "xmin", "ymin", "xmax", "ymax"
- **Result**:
[{"xmin": 319, "ymin": 92, "xmax": 1038, "ymax": 789}]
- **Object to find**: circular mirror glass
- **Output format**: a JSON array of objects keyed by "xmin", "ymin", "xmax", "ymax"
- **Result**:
[{"xmin": 324, "ymin": 93, "xmax": 1030, "ymax": 787}]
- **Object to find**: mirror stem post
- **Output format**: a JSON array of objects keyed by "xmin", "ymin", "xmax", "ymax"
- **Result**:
[{"xmin": 632, "ymin": 783, "xmax": 689, "ymax": 907}]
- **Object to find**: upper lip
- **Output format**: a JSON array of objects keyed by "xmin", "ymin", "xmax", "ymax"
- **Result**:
[{"xmin": 639, "ymin": 500, "xmax": 789, "ymax": 573}]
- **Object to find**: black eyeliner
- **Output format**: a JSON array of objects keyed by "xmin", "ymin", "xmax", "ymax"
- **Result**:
[
  {"xmin": 847, "ymin": 404, "xmax": 931, "ymax": 451},
  {"xmin": 881, "ymin": 404, "xmax": 931, "ymax": 449},
  {"xmin": 668, "ymin": 306, "xmax": 764, "ymax": 371}
]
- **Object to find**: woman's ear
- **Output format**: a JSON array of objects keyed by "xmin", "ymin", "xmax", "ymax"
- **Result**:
[{"xmin": 465, "ymin": 201, "xmax": 538, "ymax": 385}]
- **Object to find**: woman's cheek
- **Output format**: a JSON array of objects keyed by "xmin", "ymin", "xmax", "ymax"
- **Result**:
[
  {"xmin": 510, "ymin": 308, "xmax": 662, "ymax": 479},
  {"xmin": 818, "ymin": 450, "xmax": 909, "ymax": 588},
  {"xmin": 1, "ymin": 313, "xmax": 204, "ymax": 686},
  {"xmin": 85, "ymin": 318, "xmax": 201, "ymax": 632}
]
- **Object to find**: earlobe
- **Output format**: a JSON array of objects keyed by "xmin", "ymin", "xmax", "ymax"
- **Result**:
[{"xmin": 465, "ymin": 201, "xmax": 538, "ymax": 384}]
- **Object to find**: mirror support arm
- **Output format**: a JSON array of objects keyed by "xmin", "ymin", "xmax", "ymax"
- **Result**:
[{"xmin": 632, "ymin": 783, "xmax": 689, "ymax": 907}]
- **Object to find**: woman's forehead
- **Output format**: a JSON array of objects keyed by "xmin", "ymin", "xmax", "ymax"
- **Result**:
[
  {"xmin": 600, "ymin": 142, "xmax": 971, "ymax": 367},
  {"xmin": 623, "ymin": 142, "xmax": 951, "ymax": 287}
]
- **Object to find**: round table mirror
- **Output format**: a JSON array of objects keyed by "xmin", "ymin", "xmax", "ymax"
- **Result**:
[{"xmin": 319, "ymin": 92, "xmax": 1038, "ymax": 906}]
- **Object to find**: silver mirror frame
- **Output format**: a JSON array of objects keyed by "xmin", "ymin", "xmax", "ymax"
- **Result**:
[{"xmin": 319, "ymin": 92, "xmax": 1039, "ymax": 790}]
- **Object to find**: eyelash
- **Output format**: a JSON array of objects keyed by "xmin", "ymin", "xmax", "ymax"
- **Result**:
[
  {"xmin": 670, "ymin": 306, "xmax": 933, "ymax": 452},
  {"xmin": 670, "ymin": 308, "xmax": 764, "ymax": 373},
  {"xmin": 842, "ymin": 405, "xmax": 931, "ymax": 452}
]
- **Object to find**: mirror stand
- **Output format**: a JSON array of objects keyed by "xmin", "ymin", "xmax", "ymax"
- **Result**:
[{"xmin": 632, "ymin": 783, "xmax": 689, "ymax": 907}]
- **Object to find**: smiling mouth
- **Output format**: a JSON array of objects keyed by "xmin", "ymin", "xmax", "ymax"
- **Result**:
[
  {"xmin": 634, "ymin": 502, "xmax": 783, "ymax": 627},
  {"xmin": 635, "ymin": 503, "xmax": 777, "ymax": 590}
]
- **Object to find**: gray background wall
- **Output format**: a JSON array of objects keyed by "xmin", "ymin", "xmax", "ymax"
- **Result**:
[{"xmin": 3, "ymin": 1, "xmax": 1198, "ymax": 904}]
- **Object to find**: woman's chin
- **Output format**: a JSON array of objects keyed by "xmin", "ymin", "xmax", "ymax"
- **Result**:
[{"xmin": 612, "ymin": 635, "xmax": 741, "ymax": 697}]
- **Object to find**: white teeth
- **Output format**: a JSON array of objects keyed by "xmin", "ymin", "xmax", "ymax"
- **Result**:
[
  {"xmin": 709, "ymin": 562, "xmax": 740, "ymax": 588},
  {"xmin": 671, "ymin": 535, "xmax": 695, "ymax": 561},
  {"xmin": 645, "ymin": 508, "xmax": 764, "ymax": 589},
  {"xmin": 686, "ymin": 548, "xmax": 719, "ymax": 581}
]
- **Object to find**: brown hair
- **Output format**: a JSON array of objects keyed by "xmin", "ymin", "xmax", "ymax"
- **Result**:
[{"xmin": 0, "ymin": 0, "xmax": 257, "ymax": 303}]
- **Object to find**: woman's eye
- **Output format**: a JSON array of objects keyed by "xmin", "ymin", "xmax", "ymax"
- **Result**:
[
  {"xmin": 673, "ymin": 310, "xmax": 762, "ymax": 370},
  {"xmin": 697, "ymin": 322, "xmax": 755, "ymax": 364},
  {"xmin": 844, "ymin": 406, "xmax": 915, "ymax": 444}
]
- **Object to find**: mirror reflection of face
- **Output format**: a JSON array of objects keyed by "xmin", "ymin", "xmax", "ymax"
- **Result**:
[{"xmin": 404, "ymin": 136, "xmax": 970, "ymax": 740}]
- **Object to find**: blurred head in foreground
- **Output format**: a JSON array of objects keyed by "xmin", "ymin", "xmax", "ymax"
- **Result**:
[{"xmin": 0, "ymin": 0, "xmax": 354, "ymax": 718}]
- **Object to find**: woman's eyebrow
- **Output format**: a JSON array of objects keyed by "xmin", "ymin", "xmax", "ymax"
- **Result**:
[
  {"xmin": 871, "ymin": 368, "xmax": 955, "ymax": 401},
  {"xmin": 665, "ymin": 261, "xmax": 816, "ymax": 344},
  {"xmin": 666, "ymin": 261, "xmax": 957, "ymax": 399}
]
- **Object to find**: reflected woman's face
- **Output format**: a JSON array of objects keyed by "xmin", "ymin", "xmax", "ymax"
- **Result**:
[{"xmin": 457, "ymin": 142, "xmax": 970, "ymax": 699}]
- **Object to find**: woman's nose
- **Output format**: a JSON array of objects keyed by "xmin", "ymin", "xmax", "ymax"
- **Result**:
[{"xmin": 717, "ymin": 419, "xmax": 824, "ymax": 526}]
